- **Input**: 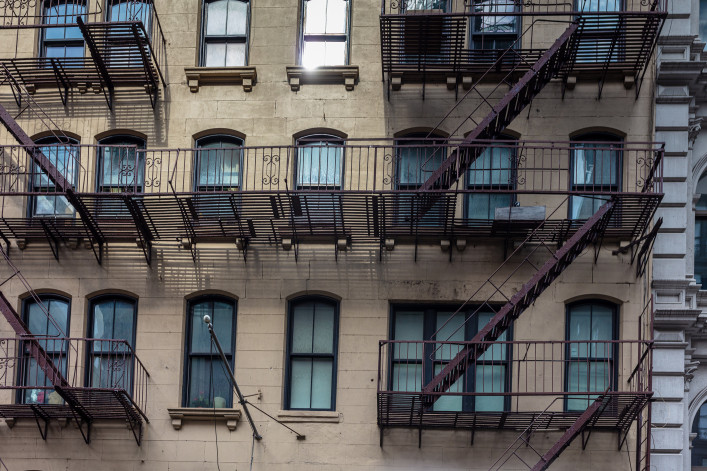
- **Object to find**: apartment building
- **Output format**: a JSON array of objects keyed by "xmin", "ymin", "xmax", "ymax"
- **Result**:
[{"xmin": 0, "ymin": 0, "xmax": 663, "ymax": 469}]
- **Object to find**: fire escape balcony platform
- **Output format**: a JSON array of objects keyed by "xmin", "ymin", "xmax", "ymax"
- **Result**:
[
  {"xmin": 0, "ymin": 336, "xmax": 150, "ymax": 444},
  {"xmin": 380, "ymin": 8, "xmax": 665, "ymax": 88},
  {"xmin": 377, "ymin": 338, "xmax": 652, "ymax": 438},
  {"xmin": 0, "ymin": 140, "xmax": 663, "ymax": 255}
]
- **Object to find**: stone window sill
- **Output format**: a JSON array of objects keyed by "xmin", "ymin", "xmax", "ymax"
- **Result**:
[
  {"xmin": 276, "ymin": 410, "xmax": 342, "ymax": 423},
  {"xmin": 184, "ymin": 66, "xmax": 257, "ymax": 93},
  {"xmin": 286, "ymin": 65, "xmax": 359, "ymax": 92},
  {"xmin": 168, "ymin": 407, "xmax": 242, "ymax": 431}
]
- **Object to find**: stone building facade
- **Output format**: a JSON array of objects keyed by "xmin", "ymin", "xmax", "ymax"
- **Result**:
[{"xmin": 0, "ymin": 0, "xmax": 664, "ymax": 469}]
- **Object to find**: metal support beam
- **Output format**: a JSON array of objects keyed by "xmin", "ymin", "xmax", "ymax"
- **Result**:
[{"xmin": 76, "ymin": 17, "xmax": 115, "ymax": 110}]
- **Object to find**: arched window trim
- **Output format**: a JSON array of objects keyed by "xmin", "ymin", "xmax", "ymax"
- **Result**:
[
  {"xmin": 284, "ymin": 295, "xmax": 340, "ymax": 411},
  {"xmin": 193, "ymin": 134, "xmax": 244, "ymax": 191},
  {"xmin": 564, "ymin": 299, "xmax": 619, "ymax": 412},
  {"xmin": 183, "ymin": 294, "xmax": 237, "ymax": 408}
]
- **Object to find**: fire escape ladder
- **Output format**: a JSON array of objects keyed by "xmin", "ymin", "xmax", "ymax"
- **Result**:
[
  {"xmin": 420, "ymin": 22, "xmax": 581, "ymax": 192},
  {"xmin": 421, "ymin": 199, "xmax": 615, "ymax": 407},
  {"xmin": 530, "ymin": 394, "xmax": 612, "ymax": 471}
]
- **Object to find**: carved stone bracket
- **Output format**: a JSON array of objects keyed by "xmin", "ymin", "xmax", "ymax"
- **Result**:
[
  {"xmin": 286, "ymin": 65, "xmax": 359, "ymax": 91},
  {"xmin": 184, "ymin": 67, "xmax": 257, "ymax": 93},
  {"xmin": 167, "ymin": 407, "xmax": 242, "ymax": 431},
  {"xmin": 689, "ymin": 117, "xmax": 703, "ymax": 146}
]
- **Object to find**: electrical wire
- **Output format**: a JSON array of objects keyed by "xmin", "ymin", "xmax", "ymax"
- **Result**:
[{"xmin": 210, "ymin": 337, "xmax": 222, "ymax": 471}]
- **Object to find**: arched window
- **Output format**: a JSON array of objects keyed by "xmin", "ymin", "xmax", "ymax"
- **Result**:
[
  {"xmin": 395, "ymin": 132, "xmax": 446, "ymax": 190},
  {"xmin": 194, "ymin": 135, "xmax": 243, "ymax": 191},
  {"xmin": 295, "ymin": 134, "xmax": 344, "ymax": 190},
  {"xmin": 183, "ymin": 295, "xmax": 236, "ymax": 408},
  {"xmin": 19, "ymin": 294, "xmax": 70, "ymax": 404},
  {"xmin": 97, "ymin": 135, "xmax": 146, "ymax": 193},
  {"xmin": 565, "ymin": 300, "xmax": 618, "ymax": 411},
  {"xmin": 31, "ymin": 136, "xmax": 79, "ymax": 217},
  {"xmin": 200, "ymin": 0, "xmax": 250, "ymax": 67},
  {"xmin": 41, "ymin": 0, "xmax": 85, "ymax": 59},
  {"xmin": 693, "ymin": 401, "xmax": 707, "ymax": 466},
  {"xmin": 87, "ymin": 295, "xmax": 137, "ymax": 389},
  {"xmin": 466, "ymin": 135, "xmax": 516, "ymax": 220},
  {"xmin": 570, "ymin": 132, "xmax": 622, "ymax": 219},
  {"xmin": 285, "ymin": 296, "xmax": 339, "ymax": 410}
]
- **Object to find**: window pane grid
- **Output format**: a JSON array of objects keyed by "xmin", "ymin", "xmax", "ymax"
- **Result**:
[
  {"xmin": 287, "ymin": 299, "xmax": 338, "ymax": 410},
  {"xmin": 301, "ymin": 0, "xmax": 350, "ymax": 67},
  {"xmin": 202, "ymin": 0, "xmax": 249, "ymax": 67}
]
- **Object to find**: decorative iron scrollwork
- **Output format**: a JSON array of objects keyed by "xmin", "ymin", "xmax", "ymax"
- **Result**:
[
  {"xmin": 383, "ymin": 153, "xmax": 394, "ymax": 187},
  {"xmin": 262, "ymin": 154, "xmax": 280, "ymax": 187},
  {"xmin": 144, "ymin": 156, "xmax": 162, "ymax": 188},
  {"xmin": 512, "ymin": 152, "xmax": 526, "ymax": 185}
]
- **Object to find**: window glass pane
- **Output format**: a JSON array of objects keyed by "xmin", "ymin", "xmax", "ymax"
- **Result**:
[
  {"xmin": 433, "ymin": 363, "xmax": 463, "ymax": 411},
  {"xmin": 91, "ymin": 355, "xmax": 132, "ymax": 389},
  {"xmin": 206, "ymin": 0, "xmax": 228, "ymax": 35},
  {"xmin": 44, "ymin": 2, "xmax": 84, "ymax": 39},
  {"xmin": 569, "ymin": 304, "xmax": 591, "ymax": 358},
  {"xmin": 304, "ymin": 0, "xmax": 327, "ymax": 34},
  {"xmin": 325, "ymin": 0, "xmax": 348, "ymax": 34},
  {"xmin": 398, "ymin": 142, "xmax": 445, "ymax": 186},
  {"xmin": 189, "ymin": 357, "xmax": 213, "ymax": 407},
  {"xmin": 198, "ymin": 148, "xmax": 242, "ymax": 187},
  {"xmin": 27, "ymin": 302, "xmax": 48, "ymax": 336},
  {"xmin": 475, "ymin": 365, "xmax": 505, "ymax": 411},
  {"xmin": 34, "ymin": 195, "xmax": 74, "ymax": 216},
  {"xmin": 297, "ymin": 143, "xmax": 343, "ymax": 187},
  {"xmin": 205, "ymin": 42, "xmax": 226, "ymax": 67},
  {"xmin": 100, "ymin": 145, "xmax": 145, "ymax": 188},
  {"xmin": 226, "ymin": 42, "xmax": 246, "ymax": 66},
  {"xmin": 114, "ymin": 300, "xmax": 135, "ymax": 347},
  {"xmin": 302, "ymin": 41, "xmax": 326, "ymax": 68},
  {"xmin": 313, "ymin": 303, "xmax": 335, "ymax": 354},
  {"xmin": 394, "ymin": 311, "xmax": 424, "ymax": 359},
  {"xmin": 702, "ymin": 0, "xmax": 707, "ymax": 47},
  {"xmin": 570, "ymin": 194, "xmax": 610, "ymax": 220},
  {"xmin": 478, "ymin": 311, "xmax": 506, "ymax": 361},
  {"xmin": 323, "ymin": 41, "xmax": 346, "ymax": 66},
  {"xmin": 576, "ymin": 0, "xmax": 621, "ymax": 12},
  {"xmin": 572, "ymin": 145, "xmax": 619, "ymax": 186},
  {"xmin": 567, "ymin": 362, "xmax": 609, "ymax": 410},
  {"xmin": 191, "ymin": 302, "xmax": 213, "ymax": 353},
  {"xmin": 46, "ymin": 299, "xmax": 69, "ymax": 338},
  {"xmin": 292, "ymin": 302, "xmax": 315, "ymax": 354},
  {"xmin": 310, "ymin": 359, "xmax": 333, "ymax": 409},
  {"xmin": 92, "ymin": 301, "xmax": 115, "ymax": 340},
  {"xmin": 392, "ymin": 364, "xmax": 422, "ymax": 392},
  {"xmin": 473, "ymin": 0, "xmax": 517, "ymax": 33},
  {"xmin": 226, "ymin": 0, "xmax": 248, "ymax": 36},
  {"xmin": 290, "ymin": 358, "xmax": 313, "ymax": 408},
  {"xmin": 435, "ymin": 311, "xmax": 464, "ymax": 361},
  {"xmin": 213, "ymin": 301, "xmax": 234, "ymax": 349}
]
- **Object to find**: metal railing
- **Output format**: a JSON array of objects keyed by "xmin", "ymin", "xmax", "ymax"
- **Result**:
[
  {"xmin": 378, "ymin": 338, "xmax": 651, "ymax": 399},
  {"xmin": 0, "ymin": 140, "xmax": 664, "ymax": 195},
  {"xmin": 0, "ymin": 336, "xmax": 149, "ymax": 418},
  {"xmin": 382, "ymin": 0, "xmax": 667, "ymax": 16}
]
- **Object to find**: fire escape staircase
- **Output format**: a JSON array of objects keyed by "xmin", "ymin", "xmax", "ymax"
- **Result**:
[{"xmin": 490, "ymin": 394, "xmax": 613, "ymax": 471}]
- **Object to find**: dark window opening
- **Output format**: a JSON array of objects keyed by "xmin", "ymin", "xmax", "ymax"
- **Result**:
[{"xmin": 570, "ymin": 132, "xmax": 622, "ymax": 220}]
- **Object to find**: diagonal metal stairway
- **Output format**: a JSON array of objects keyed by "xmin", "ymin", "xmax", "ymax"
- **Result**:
[
  {"xmin": 420, "ymin": 21, "xmax": 581, "ymax": 192},
  {"xmin": 421, "ymin": 199, "xmax": 616, "ymax": 406}
]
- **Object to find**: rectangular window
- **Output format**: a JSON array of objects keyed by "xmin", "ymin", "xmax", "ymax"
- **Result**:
[
  {"xmin": 184, "ymin": 297, "xmax": 236, "ymax": 408},
  {"xmin": 566, "ymin": 302, "xmax": 616, "ymax": 411},
  {"xmin": 41, "ymin": 1, "xmax": 85, "ymax": 60},
  {"xmin": 286, "ymin": 298, "xmax": 338, "ymax": 410},
  {"xmin": 466, "ymin": 143, "xmax": 515, "ymax": 220},
  {"xmin": 570, "ymin": 138, "xmax": 621, "ymax": 219},
  {"xmin": 696, "ymin": 217, "xmax": 707, "ymax": 285},
  {"xmin": 201, "ymin": 0, "xmax": 249, "ymax": 67},
  {"xmin": 575, "ymin": 0, "xmax": 623, "ymax": 63},
  {"xmin": 300, "ymin": 0, "xmax": 350, "ymax": 68},
  {"xmin": 470, "ymin": 0, "xmax": 519, "ymax": 51},
  {"xmin": 389, "ymin": 305, "xmax": 510, "ymax": 412}
]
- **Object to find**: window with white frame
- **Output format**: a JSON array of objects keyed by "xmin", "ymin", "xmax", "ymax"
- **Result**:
[{"xmin": 201, "ymin": 0, "xmax": 250, "ymax": 67}]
